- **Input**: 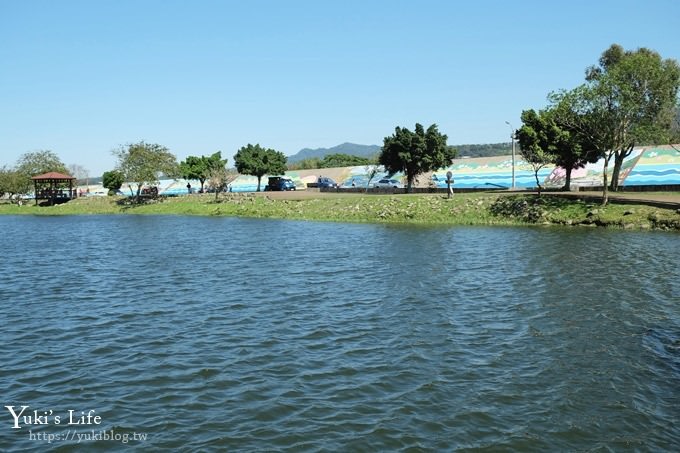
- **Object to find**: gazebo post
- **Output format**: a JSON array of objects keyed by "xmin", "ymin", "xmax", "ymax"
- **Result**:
[{"xmin": 34, "ymin": 180, "xmax": 38, "ymax": 205}]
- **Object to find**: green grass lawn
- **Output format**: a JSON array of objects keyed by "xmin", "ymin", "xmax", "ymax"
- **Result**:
[{"xmin": 2, "ymin": 192, "xmax": 679, "ymax": 230}]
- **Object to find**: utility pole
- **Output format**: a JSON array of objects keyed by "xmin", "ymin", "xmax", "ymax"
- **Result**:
[{"xmin": 505, "ymin": 121, "xmax": 516, "ymax": 189}]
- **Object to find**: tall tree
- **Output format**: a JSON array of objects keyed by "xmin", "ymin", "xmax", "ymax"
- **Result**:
[
  {"xmin": 13, "ymin": 150, "xmax": 69, "ymax": 196},
  {"xmin": 550, "ymin": 85, "xmax": 618, "ymax": 204},
  {"xmin": 113, "ymin": 141, "xmax": 178, "ymax": 199},
  {"xmin": 16, "ymin": 150, "xmax": 68, "ymax": 177},
  {"xmin": 585, "ymin": 44, "xmax": 680, "ymax": 191},
  {"xmin": 379, "ymin": 123, "xmax": 456, "ymax": 193},
  {"xmin": 517, "ymin": 108, "xmax": 598, "ymax": 191},
  {"xmin": 516, "ymin": 110, "xmax": 557, "ymax": 195},
  {"xmin": 179, "ymin": 152, "xmax": 226, "ymax": 193},
  {"xmin": 234, "ymin": 144, "xmax": 287, "ymax": 192}
]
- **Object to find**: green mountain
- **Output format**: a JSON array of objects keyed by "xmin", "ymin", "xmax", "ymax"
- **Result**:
[
  {"xmin": 455, "ymin": 142, "xmax": 513, "ymax": 158},
  {"xmin": 287, "ymin": 143, "xmax": 380, "ymax": 163},
  {"xmin": 287, "ymin": 141, "xmax": 514, "ymax": 163}
]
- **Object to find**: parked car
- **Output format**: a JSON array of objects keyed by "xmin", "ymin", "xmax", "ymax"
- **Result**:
[
  {"xmin": 264, "ymin": 176, "xmax": 296, "ymax": 191},
  {"xmin": 373, "ymin": 178, "xmax": 404, "ymax": 189},
  {"xmin": 317, "ymin": 176, "xmax": 338, "ymax": 189}
]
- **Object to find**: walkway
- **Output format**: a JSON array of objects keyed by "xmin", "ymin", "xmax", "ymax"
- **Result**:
[{"xmin": 547, "ymin": 191, "xmax": 680, "ymax": 210}]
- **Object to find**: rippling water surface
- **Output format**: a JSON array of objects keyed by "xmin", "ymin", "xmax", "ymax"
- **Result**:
[{"xmin": 1, "ymin": 216, "xmax": 679, "ymax": 451}]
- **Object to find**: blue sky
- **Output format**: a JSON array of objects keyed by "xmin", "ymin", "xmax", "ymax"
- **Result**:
[{"xmin": 1, "ymin": 0, "xmax": 678, "ymax": 176}]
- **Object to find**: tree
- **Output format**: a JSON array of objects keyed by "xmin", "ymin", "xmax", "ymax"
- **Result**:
[
  {"xmin": 16, "ymin": 150, "xmax": 68, "ymax": 177},
  {"xmin": 180, "ymin": 152, "xmax": 226, "ymax": 193},
  {"xmin": 113, "ymin": 141, "xmax": 178, "ymax": 200},
  {"xmin": 13, "ymin": 150, "xmax": 69, "ymax": 197},
  {"xmin": 517, "ymin": 108, "xmax": 598, "ymax": 191},
  {"xmin": 102, "ymin": 170, "xmax": 124, "ymax": 195},
  {"xmin": 379, "ymin": 123, "xmax": 456, "ymax": 193},
  {"xmin": 550, "ymin": 85, "xmax": 618, "ymax": 204},
  {"xmin": 68, "ymin": 164, "xmax": 89, "ymax": 183},
  {"xmin": 671, "ymin": 105, "xmax": 680, "ymax": 152},
  {"xmin": 584, "ymin": 44, "xmax": 680, "ymax": 191},
  {"xmin": 516, "ymin": 110, "xmax": 557, "ymax": 195},
  {"xmin": 0, "ymin": 166, "xmax": 31, "ymax": 203},
  {"xmin": 234, "ymin": 144, "xmax": 287, "ymax": 192},
  {"xmin": 207, "ymin": 166, "xmax": 239, "ymax": 200}
]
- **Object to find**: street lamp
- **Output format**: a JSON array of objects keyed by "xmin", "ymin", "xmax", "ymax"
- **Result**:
[{"xmin": 505, "ymin": 121, "xmax": 516, "ymax": 189}]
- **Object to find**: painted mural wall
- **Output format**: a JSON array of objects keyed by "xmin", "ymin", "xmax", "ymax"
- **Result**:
[
  {"xmin": 225, "ymin": 145, "xmax": 679, "ymax": 191},
  {"xmin": 86, "ymin": 145, "xmax": 679, "ymax": 194}
]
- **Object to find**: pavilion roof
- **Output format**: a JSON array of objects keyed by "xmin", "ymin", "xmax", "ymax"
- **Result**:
[{"xmin": 31, "ymin": 172, "xmax": 76, "ymax": 180}]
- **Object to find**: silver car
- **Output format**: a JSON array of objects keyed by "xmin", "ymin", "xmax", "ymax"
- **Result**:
[{"xmin": 373, "ymin": 178, "xmax": 404, "ymax": 188}]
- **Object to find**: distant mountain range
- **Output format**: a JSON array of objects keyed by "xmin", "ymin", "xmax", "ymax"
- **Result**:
[
  {"xmin": 286, "ymin": 142, "xmax": 513, "ymax": 162},
  {"xmin": 287, "ymin": 143, "xmax": 380, "ymax": 163}
]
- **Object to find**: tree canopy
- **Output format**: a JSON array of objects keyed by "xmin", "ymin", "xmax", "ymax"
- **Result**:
[
  {"xmin": 113, "ymin": 141, "xmax": 178, "ymax": 199},
  {"xmin": 550, "ymin": 44, "xmax": 680, "ymax": 203},
  {"xmin": 0, "ymin": 166, "xmax": 31, "ymax": 202},
  {"xmin": 4, "ymin": 150, "xmax": 70, "ymax": 199},
  {"xmin": 590, "ymin": 45, "xmax": 680, "ymax": 189},
  {"xmin": 517, "ymin": 108, "xmax": 598, "ymax": 191},
  {"xmin": 16, "ymin": 150, "xmax": 68, "ymax": 177},
  {"xmin": 516, "ymin": 110, "xmax": 558, "ymax": 194},
  {"xmin": 379, "ymin": 123, "xmax": 456, "ymax": 192},
  {"xmin": 234, "ymin": 144, "xmax": 287, "ymax": 192},
  {"xmin": 180, "ymin": 152, "xmax": 227, "ymax": 193},
  {"xmin": 102, "ymin": 170, "xmax": 124, "ymax": 195}
]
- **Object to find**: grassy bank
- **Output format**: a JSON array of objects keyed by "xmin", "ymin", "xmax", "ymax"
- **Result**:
[{"xmin": 1, "ymin": 192, "xmax": 679, "ymax": 230}]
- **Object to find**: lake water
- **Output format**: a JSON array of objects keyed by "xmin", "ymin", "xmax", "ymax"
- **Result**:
[{"xmin": 1, "ymin": 216, "xmax": 679, "ymax": 451}]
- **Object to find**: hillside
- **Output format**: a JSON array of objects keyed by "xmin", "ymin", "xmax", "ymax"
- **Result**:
[
  {"xmin": 455, "ymin": 143, "xmax": 513, "ymax": 158},
  {"xmin": 287, "ymin": 142, "xmax": 513, "ymax": 163},
  {"xmin": 287, "ymin": 143, "xmax": 380, "ymax": 163}
]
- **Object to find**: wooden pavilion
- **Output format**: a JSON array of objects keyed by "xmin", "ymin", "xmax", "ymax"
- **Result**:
[{"xmin": 31, "ymin": 172, "xmax": 76, "ymax": 206}]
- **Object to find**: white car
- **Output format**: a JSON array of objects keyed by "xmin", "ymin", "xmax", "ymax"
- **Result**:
[{"xmin": 373, "ymin": 178, "xmax": 404, "ymax": 189}]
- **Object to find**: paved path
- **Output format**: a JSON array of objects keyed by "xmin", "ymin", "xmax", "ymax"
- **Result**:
[{"xmin": 546, "ymin": 191, "xmax": 680, "ymax": 210}]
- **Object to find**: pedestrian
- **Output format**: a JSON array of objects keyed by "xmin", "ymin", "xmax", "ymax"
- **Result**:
[{"xmin": 187, "ymin": 182, "xmax": 192, "ymax": 194}]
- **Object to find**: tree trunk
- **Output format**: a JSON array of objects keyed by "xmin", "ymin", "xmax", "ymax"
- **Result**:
[
  {"xmin": 256, "ymin": 176, "xmax": 262, "ymax": 192},
  {"xmin": 200, "ymin": 178, "xmax": 206, "ymax": 193},
  {"xmin": 610, "ymin": 153, "xmax": 623, "ymax": 191},
  {"xmin": 602, "ymin": 154, "xmax": 610, "ymax": 206},
  {"xmin": 610, "ymin": 145, "xmax": 633, "ymax": 191},
  {"xmin": 563, "ymin": 167, "xmax": 572, "ymax": 191},
  {"xmin": 534, "ymin": 170, "xmax": 542, "ymax": 196},
  {"xmin": 407, "ymin": 174, "xmax": 414, "ymax": 193}
]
